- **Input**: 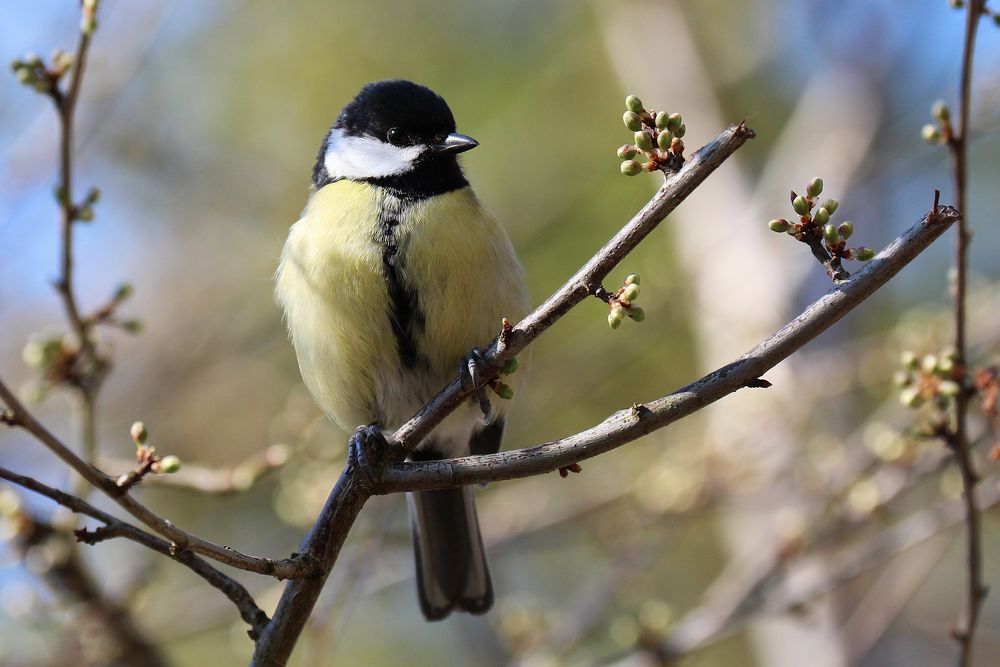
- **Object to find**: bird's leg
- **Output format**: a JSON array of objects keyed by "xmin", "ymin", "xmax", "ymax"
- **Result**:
[
  {"xmin": 460, "ymin": 347, "xmax": 492, "ymax": 422},
  {"xmin": 347, "ymin": 424, "xmax": 388, "ymax": 491}
]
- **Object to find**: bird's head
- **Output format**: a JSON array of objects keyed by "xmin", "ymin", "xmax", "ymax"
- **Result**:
[{"xmin": 313, "ymin": 80, "xmax": 478, "ymax": 192}]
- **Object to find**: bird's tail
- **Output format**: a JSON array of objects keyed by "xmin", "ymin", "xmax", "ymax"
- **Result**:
[{"xmin": 407, "ymin": 485, "xmax": 493, "ymax": 620}]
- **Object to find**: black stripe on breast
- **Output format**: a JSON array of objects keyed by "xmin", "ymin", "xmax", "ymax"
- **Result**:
[{"xmin": 376, "ymin": 200, "xmax": 426, "ymax": 369}]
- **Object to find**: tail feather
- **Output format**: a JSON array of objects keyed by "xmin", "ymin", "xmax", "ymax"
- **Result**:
[{"xmin": 408, "ymin": 486, "xmax": 493, "ymax": 621}]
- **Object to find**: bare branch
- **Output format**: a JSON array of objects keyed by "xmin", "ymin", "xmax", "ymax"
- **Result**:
[
  {"xmin": 379, "ymin": 206, "xmax": 960, "ymax": 492},
  {"xmin": 0, "ymin": 466, "xmax": 270, "ymax": 638},
  {"xmin": 0, "ymin": 383, "xmax": 319, "ymax": 579}
]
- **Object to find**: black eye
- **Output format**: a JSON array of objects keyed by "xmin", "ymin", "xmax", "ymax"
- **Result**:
[{"xmin": 386, "ymin": 127, "xmax": 406, "ymax": 146}]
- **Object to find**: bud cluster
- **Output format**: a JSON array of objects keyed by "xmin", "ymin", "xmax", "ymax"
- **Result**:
[
  {"xmin": 607, "ymin": 274, "xmax": 645, "ymax": 329},
  {"xmin": 9, "ymin": 50, "xmax": 72, "ymax": 96},
  {"xmin": 921, "ymin": 100, "xmax": 953, "ymax": 145},
  {"xmin": 118, "ymin": 421, "xmax": 181, "ymax": 489},
  {"xmin": 488, "ymin": 356, "xmax": 520, "ymax": 401},
  {"xmin": 768, "ymin": 178, "xmax": 875, "ymax": 268},
  {"xmin": 21, "ymin": 330, "xmax": 82, "ymax": 401},
  {"xmin": 618, "ymin": 95, "xmax": 687, "ymax": 177},
  {"xmin": 895, "ymin": 348, "xmax": 962, "ymax": 410}
]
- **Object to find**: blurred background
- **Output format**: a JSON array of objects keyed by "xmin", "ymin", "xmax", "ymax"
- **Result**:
[{"xmin": 2, "ymin": 0, "xmax": 1000, "ymax": 665}]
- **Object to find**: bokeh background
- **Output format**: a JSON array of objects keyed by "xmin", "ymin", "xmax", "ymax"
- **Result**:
[{"xmin": 2, "ymin": 1, "xmax": 1000, "ymax": 665}]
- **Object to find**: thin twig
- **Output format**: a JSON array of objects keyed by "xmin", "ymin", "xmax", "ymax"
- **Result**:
[
  {"xmin": 947, "ymin": 2, "xmax": 986, "ymax": 664},
  {"xmin": 0, "ymin": 466, "xmax": 271, "ymax": 638},
  {"xmin": 0, "ymin": 382, "xmax": 319, "ymax": 579}
]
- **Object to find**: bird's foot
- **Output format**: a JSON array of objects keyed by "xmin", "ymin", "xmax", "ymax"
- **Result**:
[
  {"xmin": 348, "ymin": 424, "xmax": 388, "ymax": 492},
  {"xmin": 460, "ymin": 346, "xmax": 492, "ymax": 422}
]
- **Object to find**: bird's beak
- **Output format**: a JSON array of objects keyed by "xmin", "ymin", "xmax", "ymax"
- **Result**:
[{"xmin": 435, "ymin": 132, "xmax": 479, "ymax": 154}]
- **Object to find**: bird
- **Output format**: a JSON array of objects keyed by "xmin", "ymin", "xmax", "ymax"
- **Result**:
[{"xmin": 274, "ymin": 80, "xmax": 530, "ymax": 620}]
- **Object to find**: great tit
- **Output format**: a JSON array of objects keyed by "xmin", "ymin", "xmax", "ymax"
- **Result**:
[{"xmin": 275, "ymin": 80, "xmax": 530, "ymax": 620}]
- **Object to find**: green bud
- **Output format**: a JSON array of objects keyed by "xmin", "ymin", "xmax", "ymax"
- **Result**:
[
  {"xmin": 837, "ymin": 221, "xmax": 854, "ymax": 239},
  {"xmin": 899, "ymin": 386, "xmax": 924, "ymax": 408},
  {"xmin": 25, "ymin": 52, "xmax": 42, "ymax": 67},
  {"xmin": 901, "ymin": 350, "xmax": 918, "ymax": 370},
  {"xmin": 76, "ymin": 206, "xmax": 94, "ymax": 222},
  {"xmin": 931, "ymin": 100, "xmax": 950, "ymax": 123},
  {"xmin": 627, "ymin": 306, "xmax": 645, "ymax": 322},
  {"xmin": 823, "ymin": 224, "xmax": 839, "ymax": 244},
  {"xmin": 130, "ymin": 421, "xmax": 148, "ymax": 445},
  {"xmin": 792, "ymin": 196, "xmax": 809, "ymax": 216},
  {"xmin": 674, "ymin": 123, "xmax": 686, "ymax": 139},
  {"xmin": 654, "ymin": 111, "xmax": 669, "ymax": 129},
  {"xmin": 634, "ymin": 131, "xmax": 653, "ymax": 151},
  {"xmin": 656, "ymin": 130, "xmax": 673, "ymax": 151},
  {"xmin": 22, "ymin": 341, "xmax": 45, "ymax": 368},
  {"xmin": 620, "ymin": 160, "xmax": 642, "ymax": 177},
  {"xmin": 617, "ymin": 144, "xmax": 638, "ymax": 160},
  {"xmin": 814, "ymin": 207, "xmax": 830, "ymax": 225},
  {"xmin": 822, "ymin": 198, "xmax": 839, "ymax": 214},
  {"xmin": 921, "ymin": 354, "xmax": 939, "ymax": 374},
  {"xmin": 624, "ymin": 273, "xmax": 639, "ymax": 285},
  {"xmin": 893, "ymin": 371, "xmax": 912, "ymax": 387},
  {"xmin": 768, "ymin": 218, "xmax": 791, "ymax": 233},
  {"xmin": 85, "ymin": 187, "xmax": 100, "ymax": 204},
  {"xmin": 112, "ymin": 283, "xmax": 133, "ymax": 302},
  {"xmin": 501, "ymin": 357, "xmax": 520, "ymax": 375},
  {"xmin": 666, "ymin": 113, "xmax": 682, "ymax": 133},
  {"xmin": 15, "ymin": 67, "xmax": 32, "ymax": 84},
  {"xmin": 623, "ymin": 111, "xmax": 642, "ymax": 132},
  {"xmin": 938, "ymin": 380, "xmax": 961, "ymax": 397},
  {"xmin": 994, "ymin": 13, "xmax": 1000, "ymax": 27},
  {"xmin": 625, "ymin": 95, "xmax": 644, "ymax": 113},
  {"xmin": 622, "ymin": 283, "xmax": 640, "ymax": 302},
  {"xmin": 121, "ymin": 319, "xmax": 144, "ymax": 334},
  {"xmin": 608, "ymin": 302, "xmax": 625, "ymax": 329},
  {"xmin": 948, "ymin": 0, "xmax": 963, "ymax": 8},
  {"xmin": 54, "ymin": 185, "xmax": 68, "ymax": 205},
  {"xmin": 921, "ymin": 124, "xmax": 942, "ymax": 144},
  {"xmin": 806, "ymin": 177, "xmax": 824, "ymax": 197},
  {"xmin": 156, "ymin": 455, "xmax": 182, "ymax": 474},
  {"xmin": 493, "ymin": 382, "xmax": 514, "ymax": 400},
  {"xmin": 855, "ymin": 247, "xmax": 875, "ymax": 261}
]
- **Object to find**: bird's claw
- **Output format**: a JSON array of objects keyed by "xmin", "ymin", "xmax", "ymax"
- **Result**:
[
  {"xmin": 460, "ymin": 347, "xmax": 492, "ymax": 422},
  {"xmin": 348, "ymin": 424, "xmax": 388, "ymax": 491}
]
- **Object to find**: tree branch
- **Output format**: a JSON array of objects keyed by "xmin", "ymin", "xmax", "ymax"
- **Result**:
[
  {"xmin": 379, "ymin": 206, "xmax": 960, "ymax": 492},
  {"xmin": 0, "ymin": 384, "xmax": 319, "ymax": 579},
  {"xmin": 0, "ymin": 466, "xmax": 270, "ymax": 638}
]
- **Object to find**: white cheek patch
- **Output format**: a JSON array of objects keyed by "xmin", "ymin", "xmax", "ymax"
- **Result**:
[{"xmin": 323, "ymin": 128, "xmax": 425, "ymax": 180}]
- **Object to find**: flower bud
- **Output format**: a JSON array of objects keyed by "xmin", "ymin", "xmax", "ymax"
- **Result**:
[
  {"xmin": 823, "ymin": 224, "xmax": 839, "ymax": 244},
  {"xmin": 666, "ymin": 113, "xmax": 682, "ymax": 133},
  {"xmin": 768, "ymin": 218, "xmax": 791, "ymax": 233},
  {"xmin": 492, "ymin": 382, "xmax": 514, "ymax": 400},
  {"xmin": 893, "ymin": 371, "xmax": 912, "ymax": 387},
  {"xmin": 792, "ymin": 196, "xmax": 809, "ymax": 216},
  {"xmin": 627, "ymin": 306, "xmax": 645, "ymax": 322},
  {"xmin": 76, "ymin": 206, "xmax": 94, "ymax": 222},
  {"xmin": 921, "ymin": 124, "xmax": 942, "ymax": 144},
  {"xmin": 814, "ymin": 207, "xmax": 830, "ymax": 225},
  {"xmin": 806, "ymin": 177, "xmax": 824, "ymax": 197},
  {"xmin": 155, "ymin": 455, "xmax": 182, "ymax": 474},
  {"xmin": 620, "ymin": 160, "xmax": 642, "ymax": 177},
  {"xmin": 822, "ymin": 198, "xmax": 839, "ymax": 214},
  {"xmin": 617, "ymin": 144, "xmax": 638, "ymax": 160},
  {"xmin": 899, "ymin": 386, "xmax": 924, "ymax": 408},
  {"xmin": 931, "ymin": 100, "xmax": 950, "ymax": 123},
  {"xmin": 622, "ymin": 283, "xmax": 640, "ymax": 302},
  {"xmin": 623, "ymin": 111, "xmax": 642, "ymax": 132},
  {"xmin": 938, "ymin": 380, "xmax": 961, "ymax": 397},
  {"xmin": 634, "ymin": 131, "xmax": 653, "ymax": 151},
  {"xmin": 855, "ymin": 247, "xmax": 875, "ymax": 261},
  {"xmin": 654, "ymin": 111, "xmax": 669, "ymax": 129},
  {"xmin": 112, "ymin": 283, "xmax": 133, "ymax": 302},
  {"xmin": 121, "ymin": 319, "xmax": 144, "ymax": 334},
  {"xmin": 837, "ymin": 221, "xmax": 854, "ymax": 239},
  {"xmin": 656, "ymin": 130, "xmax": 673, "ymax": 151},
  {"xmin": 674, "ymin": 123, "xmax": 686, "ymax": 139},
  {"xmin": 625, "ymin": 95, "xmax": 644, "ymax": 113},
  {"xmin": 901, "ymin": 350, "xmax": 918, "ymax": 369},
  {"xmin": 130, "ymin": 421, "xmax": 148, "ymax": 445},
  {"xmin": 608, "ymin": 302, "xmax": 625, "ymax": 329},
  {"xmin": 921, "ymin": 354, "xmax": 939, "ymax": 374},
  {"xmin": 501, "ymin": 357, "xmax": 520, "ymax": 375},
  {"xmin": 624, "ymin": 274, "xmax": 639, "ymax": 285}
]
